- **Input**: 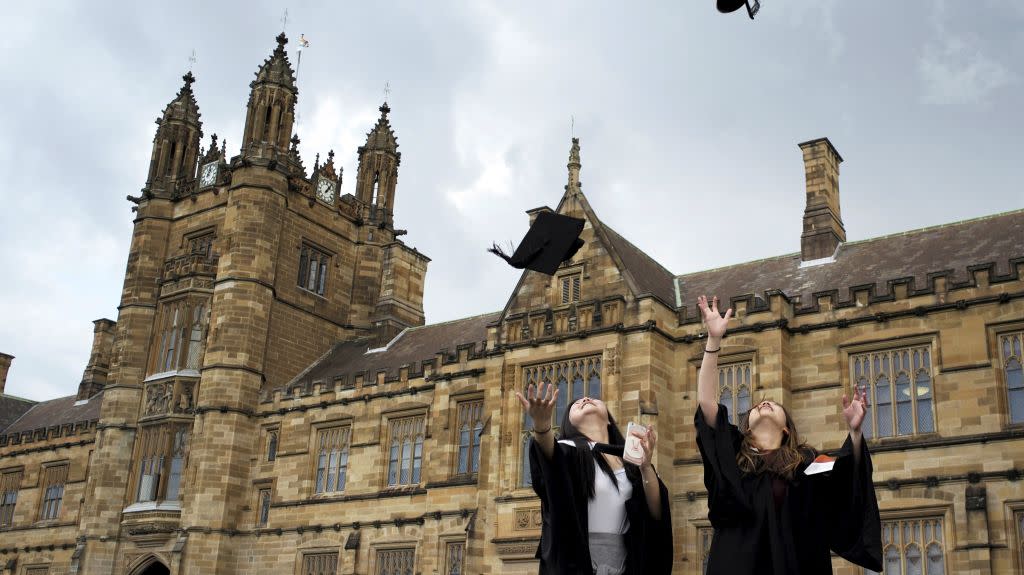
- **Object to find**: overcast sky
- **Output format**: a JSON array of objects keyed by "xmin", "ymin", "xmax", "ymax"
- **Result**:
[{"xmin": 1, "ymin": 1, "xmax": 1022, "ymax": 401}]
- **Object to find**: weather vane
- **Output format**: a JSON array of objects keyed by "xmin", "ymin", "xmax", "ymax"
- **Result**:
[
  {"xmin": 571, "ymin": 115, "xmax": 575, "ymax": 138},
  {"xmin": 281, "ymin": 8, "xmax": 289, "ymax": 31},
  {"xmin": 383, "ymin": 81, "xmax": 391, "ymax": 103},
  {"xmin": 188, "ymin": 49, "xmax": 197, "ymax": 71}
]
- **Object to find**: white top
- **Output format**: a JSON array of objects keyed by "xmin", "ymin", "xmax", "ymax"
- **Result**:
[{"xmin": 559, "ymin": 439, "xmax": 633, "ymax": 534}]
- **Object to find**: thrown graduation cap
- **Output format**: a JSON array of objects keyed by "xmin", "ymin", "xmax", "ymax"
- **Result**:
[
  {"xmin": 718, "ymin": 0, "xmax": 760, "ymax": 18},
  {"xmin": 489, "ymin": 211, "xmax": 585, "ymax": 275}
]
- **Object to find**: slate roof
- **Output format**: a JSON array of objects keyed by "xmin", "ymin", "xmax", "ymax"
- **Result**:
[
  {"xmin": 3, "ymin": 391, "xmax": 103, "ymax": 435},
  {"xmin": 676, "ymin": 209, "xmax": 1024, "ymax": 312},
  {"xmin": 0, "ymin": 394, "xmax": 36, "ymax": 433},
  {"xmin": 600, "ymin": 222, "xmax": 677, "ymax": 308},
  {"xmin": 285, "ymin": 209, "xmax": 1023, "ymax": 391},
  {"xmin": 288, "ymin": 312, "xmax": 500, "ymax": 389}
]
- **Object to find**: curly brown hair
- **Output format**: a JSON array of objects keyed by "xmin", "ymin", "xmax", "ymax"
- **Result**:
[{"xmin": 735, "ymin": 398, "xmax": 812, "ymax": 480}]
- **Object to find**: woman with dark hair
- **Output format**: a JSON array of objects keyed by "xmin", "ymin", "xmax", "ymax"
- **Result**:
[
  {"xmin": 696, "ymin": 295, "xmax": 883, "ymax": 574},
  {"xmin": 517, "ymin": 384, "xmax": 673, "ymax": 574}
]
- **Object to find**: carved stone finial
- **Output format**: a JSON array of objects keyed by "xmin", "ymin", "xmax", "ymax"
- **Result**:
[
  {"xmin": 182, "ymin": 71, "xmax": 196, "ymax": 87},
  {"xmin": 379, "ymin": 102, "xmax": 391, "ymax": 117},
  {"xmin": 276, "ymin": 32, "xmax": 288, "ymax": 49}
]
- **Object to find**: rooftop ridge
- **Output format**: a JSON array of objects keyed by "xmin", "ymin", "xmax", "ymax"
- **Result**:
[
  {"xmin": 404, "ymin": 311, "xmax": 501, "ymax": 332},
  {"xmin": 677, "ymin": 207, "xmax": 1024, "ymax": 279}
]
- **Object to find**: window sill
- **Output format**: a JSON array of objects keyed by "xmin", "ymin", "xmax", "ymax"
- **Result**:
[
  {"xmin": 144, "ymin": 370, "xmax": 201, "ymax": 383},
  {"xmin": 297, "ymin": 287, "xmax": 329, "ymax": 301},
  {"xmin": 123, "ymin": 501, "xmax": 182, "ymax": 514}
]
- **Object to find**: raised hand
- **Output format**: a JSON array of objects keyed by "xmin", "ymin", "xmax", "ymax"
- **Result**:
[
  {"xmin": 697, "ymin": 295, "xmax": 733, "ymax": 339},
  {"xmin": 516, "ymin": 381, "xmax": 558, "ymax": 432},
  {"xmin": 631, "ymin": 424, "xmax": 657, "ymax": 470},
  {"xmin": 842, "ymin": 386, "xmax": 869, "ymax": 433}
]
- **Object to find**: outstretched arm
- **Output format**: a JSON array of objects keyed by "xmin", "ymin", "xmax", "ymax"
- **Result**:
[
  {"xmin": 697, "ymin": 295, "xmax": 733, "ymax": 428},
  {"xmin": 516, "ymin": 381, "xmax": 559, "ymax": 460}
]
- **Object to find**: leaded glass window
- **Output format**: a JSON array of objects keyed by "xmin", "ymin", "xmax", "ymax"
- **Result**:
[
  {"xmin": 520, "ymin": 356, "xmax": 602, "ymax": 486},
  {"xmin": 377, "ymin": 548, "xmax": 415, "ymax": 575},
  {"xmin": 0, "ymin": 470, "xmax": 22, "ymax": 527},
  {"xmin": 719, "ymin": 361, "xmax": 752, "ymax": 424},
  {"xmin": 455, "ymin": 400, "xmax": 484, "ymax": 476},
  {"xmin": 38, "ymin": 464, "xmax": 67, "ymax": 521},
  {"xmin": 257, "ymin": 488, "xmax": 271, "ymax": 527},
  {"xmin": 302, "ymin": 552, "xmax": 338, "ymax": 575},
  {"xmin": 387, "ymin": 416, "xmax": 425, "ymax": 487},
  {"xmin": 298, "ymin": 243, "xmax": 330, "ymax": 296},
  {"xmin": 852, "ymin": 346, "xmax": 935, "ymax": 439},
  {"xmin": 444, "ymin": 541, "xmax": 465, "ymax": 575},
  {"xmin": 315, "ymin": 426, "xmax": 351, "ymax": 494},
  {"xmin": 864, "ymin": 517, "xmax": 944, "ymax": 575},
  {"xmin": 1000, "ymin": 332, "xmax": 1024, "ymax": 424}
]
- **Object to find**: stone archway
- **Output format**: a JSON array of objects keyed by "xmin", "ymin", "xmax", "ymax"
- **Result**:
[{"xmin": 128, "ymin": 556, "xmax": 170, "ymax": 575}]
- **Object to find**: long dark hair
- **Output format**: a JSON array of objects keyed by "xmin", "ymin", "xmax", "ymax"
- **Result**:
[{"xmin": 558, "ymin": 404, "xmax": 642, "ymax": 499}]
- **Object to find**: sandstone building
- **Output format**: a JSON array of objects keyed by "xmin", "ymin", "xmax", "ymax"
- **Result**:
[{"xmin": 1, "ymin": 33, "xmax": 1023, "ymax": 575}]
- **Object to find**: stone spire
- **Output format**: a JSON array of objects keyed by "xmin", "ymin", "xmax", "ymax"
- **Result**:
[
  {"xmin": 144, "ymin": 72, "xmax": 203, "ymax": 197},
  {"xmin": 355, "ymin": 102, "xmax": 401, "ymax": 225},
  {"xmin": 241, "ymin": 33, "xmax": 298, "ymax": 160}
]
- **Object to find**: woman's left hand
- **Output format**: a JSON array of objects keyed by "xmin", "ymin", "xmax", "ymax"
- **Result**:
[
  {"xmin": 842, "ymin": 386, "xmax": 869, "ymax": 433},
  {"xmin": 631, "ymin": 425, "xmax": 657, "ymax": 470}
]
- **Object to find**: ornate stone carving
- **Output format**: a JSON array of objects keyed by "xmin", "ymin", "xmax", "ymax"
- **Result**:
[
  {"xmin": 514, "ymin": 507, "xmax": 542, "ymax": 531},
  {"xmin": 173, "ymin": 381, "xmax": 195, "ymax": 413},
  {"xmin": 605, "ymin": 346, "xmax": 619, "ymax": 376},
  {"xmin": 145, "ymin": 383, "xmax": 171, "ymax": 416}
]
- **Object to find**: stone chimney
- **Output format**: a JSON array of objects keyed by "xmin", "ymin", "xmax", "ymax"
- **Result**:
[
  {"xmin": 78, "ymin": 319, "xmax": 117, "ymax": 400},
  {"xmin": 0, "ymin": 353, "xmax": 12, "ymax": 395},
  {"xmin": 798, "ymin": 138, "xmax": 846, "ymax": 262}
]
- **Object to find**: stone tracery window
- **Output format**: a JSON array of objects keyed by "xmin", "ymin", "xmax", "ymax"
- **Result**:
[
  {"xmin": 718, "ymin": 361, "xmax": 752, "ymax": 424},
  {"xmin": 314, "ymin": 426, "xmax": 351, "ymax": 494},
  {"xmin": 152, "ymin": 298, "xmax": 210, "ymax": 374},
  {"xmin": 1000, "ymin": 331, "xmax": 1024, "ymax": 424},
  {"xmin": 133, "ymin": 424, "xmax": 190, "ymax": 504},
  {"xmin": 0, "ymin": 469, "xmax": 22, "ymax": 527},
  {"xmin": 864, "ymin": 516, "xmax": 945, "ymax": 575},
  {"xmin": 38, "ymin": 463, "xmax": 67, "ymax": 521},
  {"xmin": 852, "ymin": 345, "xmax": 935, "ymax": 439},
  {"xmin": 454, "ymin": 399, "xmax": 484, "ymax": 477},
  {"xmin": 520, "ymin": 355, "xmax": 602, "ymax": 487},
  {"xmin": 387, "ymin": 415, "xmax": 425, "ymax": 487}
]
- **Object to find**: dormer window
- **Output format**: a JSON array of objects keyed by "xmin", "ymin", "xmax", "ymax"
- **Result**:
[{"xmin": 560, "ymin": 273, "xmax": 581, "ymax": 305}]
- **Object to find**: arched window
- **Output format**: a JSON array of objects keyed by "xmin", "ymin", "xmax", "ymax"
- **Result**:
[
  {"xmin": 1000, "ymin": 332, "xmax": 1024, "ymax": 424},
  {"xmin": 718, "ymin": 361, "xmax": 753, "ymax": 424},
  {"xmin": 853, "ymin": 345, "xmax": 935, "ymax": 439},
  {"xmin": 520, "ymin": 356, "xmax": 602, "ymax": 486},
  {"xmin": 387, "ymin": 416, "xmax": 425, "ymax": 487}
]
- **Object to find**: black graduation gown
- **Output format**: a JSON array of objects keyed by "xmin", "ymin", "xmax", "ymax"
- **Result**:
[
  {"xmin": 696, "ymin": 404, "xmax": 883, "ymax": 574},
  {"xmin": 528, "ymin": 438, "xmax": 673, "ymax": 575}
]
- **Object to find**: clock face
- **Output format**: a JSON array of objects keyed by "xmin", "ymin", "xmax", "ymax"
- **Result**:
[
  {"xmin": 316, "ymin": 177, "xmax": 336, "ymax": 204},
  {"xmin": 200, "ymin": 162, "xmax": 218, "ymax": 188}
]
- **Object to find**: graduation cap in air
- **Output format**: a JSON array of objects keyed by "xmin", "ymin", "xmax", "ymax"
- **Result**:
[
  {"xmin": 489, "ymin": 211, "xmax": 585, "ymax": 276},
  {"xmin": 717, "ymin": 0, "xmax": 760, "ymax": 18}
]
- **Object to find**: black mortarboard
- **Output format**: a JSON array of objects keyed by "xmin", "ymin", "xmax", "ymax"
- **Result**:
[{"xmin": 489, "ymin": 211, "xmax": 585, "ymax": 275}]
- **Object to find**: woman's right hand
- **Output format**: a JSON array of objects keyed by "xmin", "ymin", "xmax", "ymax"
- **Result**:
[
  {"xmin": 698, "ymin": 295, "xmax": 733, "ymax": 339},
  {"xmin": 515, "ymin": 381, "xmax": 558, "ymax": 431}
]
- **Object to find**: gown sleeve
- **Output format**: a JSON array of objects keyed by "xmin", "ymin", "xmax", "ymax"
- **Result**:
[
  {"xmin": 529, "ymin": 438, "xmax": 586, "ymax": 567},
  {"xmin": 824, "ymin": 434, "xmax": 883, "ymax": 572},
  {"xmin": 629, "ymin": 470, "xmax": 674, "ymax": 574},
  {"xmin": 694, "ymin": 404, "xmax": 753, "ymax": 526}
]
